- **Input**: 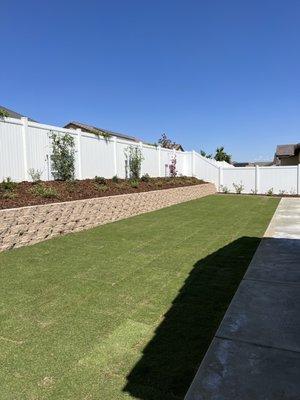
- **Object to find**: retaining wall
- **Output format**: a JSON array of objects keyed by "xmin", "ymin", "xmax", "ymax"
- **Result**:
[{"xmin": 0, "ymin": 183, "xmax": 216, "ymax": 251}]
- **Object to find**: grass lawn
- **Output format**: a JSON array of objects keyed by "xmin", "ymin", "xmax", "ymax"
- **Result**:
[{"xmin": 0, "ymin": 195, "xmax": 279, "ymax": 400}]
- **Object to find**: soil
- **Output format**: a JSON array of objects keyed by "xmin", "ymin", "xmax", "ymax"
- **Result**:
[{"xmin": 0, "ymin": 177, "xmax": 206, "ymax": 210}]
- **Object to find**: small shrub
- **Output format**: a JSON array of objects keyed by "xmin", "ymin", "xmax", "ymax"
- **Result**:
[
  {"xmin": 130, "ymin": 179, "xmax": 140, "ymax": 188},
  {"xmin": 31, "ymin": 184, "xmax": 58, "ymax": 198},
  {"xmin": 94, "ymin": 176, "xmax": 106, "ymax": 185},
  {"xmin": 279, "ymin": 189, "xmax": 286, "ymax": 196},
  {"xmin": 266, "ymin": 188, "xmax": 274, "ymax": 196},
  {"xmin": 232, "ymin": 181, "xmax": 244, "ymax": 194},
  {"xmin": 50, "ymin": 132, "xmax": 75, "ymax": 181},
  {"xmin": 125, "ymin": 146, "xmax": 143, "ymax": 179},
  {"xmin": 221, "ymin": 185, "xmax": 229, "ymax": 194},
  {"xmin": 28, "ymin": 168, "xmax": 42, "ymax": 183},
  {"xmin": 141, "ymin": 173, "xmax": 150, "ymax": 182},
  {"xmin": 0, "ymin": 177, "xmax": 17, "ymax": 192},
  {"xmin": 2, "ymin": 191, "xmax": 17, "ymax": 199},
  {"xmin": 94, "ymin": 183, "xmax": 108, "ymax": 192},
  {"xmin": 251, "ymin": 189, "xmax": 258, "ymax": 195},
  {"xmin": 112, "ymin": 175, "xmax": 119, "ymax": 183}
]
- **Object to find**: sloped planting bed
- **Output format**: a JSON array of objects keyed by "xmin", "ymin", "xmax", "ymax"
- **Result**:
[{"xmin": 0, "ymin": 176, "xmax": 205, "ymax": 210}]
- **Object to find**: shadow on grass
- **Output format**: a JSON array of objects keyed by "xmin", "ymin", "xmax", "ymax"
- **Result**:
[{"xmin": 123, "ymin": 236, "xmax": 261, "ymax": 400}]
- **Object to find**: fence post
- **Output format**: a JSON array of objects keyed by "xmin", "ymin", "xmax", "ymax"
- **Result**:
[
  {"xmin": 139, "ymin": 141, "xmax": 143, "ymax": 176},
  {"xmin": 218, "ymin": 166, "xmax": 223, "ymax": 191},
  {"xmin": 21, "ymin": 117, "xmax": 29, "ymax": 181},
  {"xmin": 113, "ymin": 136, "xmax": 118, "ymax": 176},
  {"xmin": 255, "ymin": 165, "xmax": 260, "ymax": 194},
  {"xmin": 192, "ymin": 150, "xmax": 196, "ymax": 177},
  {"xmin": 158, "ymin": 145, "xmax": 161, "ymax": 177},
  {"xmin": 76, "ymin": 128, "xmax": 82, "ymax": 180},
  {"xmin": 297, "ymin": 164, "xmax": 300, "ymax": 195}
]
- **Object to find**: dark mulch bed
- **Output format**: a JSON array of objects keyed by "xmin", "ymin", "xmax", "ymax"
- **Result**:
[{"xmin": 0, "ymin": 177, "xmax": 206, "ymax": 210}]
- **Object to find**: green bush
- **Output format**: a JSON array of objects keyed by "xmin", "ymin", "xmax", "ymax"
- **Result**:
[
  {"xmin": 0, "ymin": 177, "xmax": 17, "ymax": 192},
  {"xmin": 31, "ymin": 184, "xmax": 58, "ymax": 198},
  {"xmin": 94, "ymin": 183, "xmax": 108, "ymax": 192},
  {"xmin": 141, "ymin": 173, "xmax": 150, "ymax": 182},
  {"xmin": 94, "ymin": 176, "xmax": 106, "ymax": 185},
  {"xmin": 130, "ymin": 179, "xmax": 140, "ymax": 188},
  {"xmin": 112, "ymin": 175, "xmax": 119, "ymax": 183},
  {"xmin": 50, "ymin": 132, "xmax": 75, "ymax": 181}
]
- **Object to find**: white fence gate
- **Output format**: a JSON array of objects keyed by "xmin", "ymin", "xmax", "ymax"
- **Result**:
[{"xmin": 0, "ymin": 117, "xmax": 299, "ymax": 195}]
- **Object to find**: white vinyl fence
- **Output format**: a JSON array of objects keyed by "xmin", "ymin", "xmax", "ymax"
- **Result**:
[{"xmin": 0, "ymin": 117, "xmax": 299, "ymax": 195}]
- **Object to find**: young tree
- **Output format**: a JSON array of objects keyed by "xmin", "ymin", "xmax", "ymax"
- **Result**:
[
  {"xmin": 214, "ymin": 147, "xmax": 231, "ymax": 163},
  {"xmin": 50, "ymin": 132, "xmax": 75, "ymax": 181},
  {"xmin": 125, "ymin": 146, "xmax": 143, "ymax": 179}
]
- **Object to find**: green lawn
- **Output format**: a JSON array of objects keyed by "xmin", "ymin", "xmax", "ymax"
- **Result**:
[{"xmin": 0, "ymin": 195, "xmax": 279, "ymax": 400}]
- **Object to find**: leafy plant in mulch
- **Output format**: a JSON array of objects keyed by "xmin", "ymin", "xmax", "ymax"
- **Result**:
[
  {"xmin": 94, "ymin": 176, "xmax": 106, "ymax": 185},
  {"xmin": 0, "ymin": 177, "xmax": 17, "ymax": 193},
  {"xmin": 30, "ymin": 183, "xmax": 58, "ymax": 198},
  {"xmin": 112, "ymin": 175, "xmax": 120, "ymax": 183},
  {"xmin": 141, "ymin": 173, "xmax": 150, "ymax": 182},
  {"xmin": 130, "ymin": 179, "xmax": 140, "ymax": 188},
  {"xmin": 50, "ymin": 132, "xmax": 75, "ymax": 181},
  {"xmin": 94, "ymin": 183, "xmax": 108, "ymax": 192},
  {"xmin": 0, "ymin": 177, "xmax": 18, "ymax": 199}
]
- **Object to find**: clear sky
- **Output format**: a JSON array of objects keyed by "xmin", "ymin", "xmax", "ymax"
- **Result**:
[{"xmin": 1, "ymin": 1, "xmax": 299, "ymax": 161}]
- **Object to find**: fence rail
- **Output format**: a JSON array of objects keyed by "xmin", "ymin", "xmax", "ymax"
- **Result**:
[{"xmin": 0, "ymin": 117, "xmax": 299, "ymax": 195}]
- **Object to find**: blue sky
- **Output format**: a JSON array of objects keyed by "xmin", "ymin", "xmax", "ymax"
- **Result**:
[{"xmin": 1, "ymin": 1, "xmax": 299, "ymax": 161}]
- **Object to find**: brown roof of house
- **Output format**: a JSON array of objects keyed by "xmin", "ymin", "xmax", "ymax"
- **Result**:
[
  {"xmin": 276, "ymin": 143, "xmax": 300, "ymax": 157},
  {"xmin": 64, "ymin": 121, "xmax": 140, "ymax": 142}
]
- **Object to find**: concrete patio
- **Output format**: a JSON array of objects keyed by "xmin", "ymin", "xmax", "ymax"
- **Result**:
[{"xmin": 185, "ymin": 197, "xmax": 300, "ymax": 400}]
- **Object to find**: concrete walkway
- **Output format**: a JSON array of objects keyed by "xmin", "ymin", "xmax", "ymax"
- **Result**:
[{"xmin": 185, "ymin": 198, "xmax": 300, "ymax": 400}]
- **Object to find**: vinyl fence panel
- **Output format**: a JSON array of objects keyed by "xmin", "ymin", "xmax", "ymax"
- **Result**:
[{"xmin": 1, "ymin": 117, "xmax": 299, "ymax": 197}]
